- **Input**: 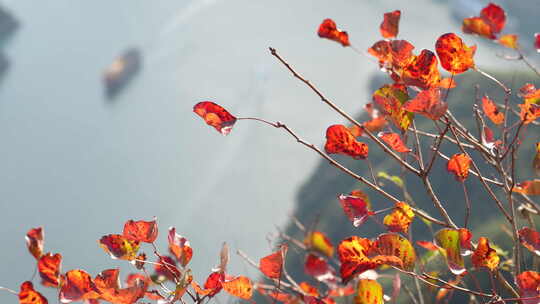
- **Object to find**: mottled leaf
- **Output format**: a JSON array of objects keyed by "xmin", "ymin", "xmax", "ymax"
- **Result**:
[
  {"xmin": 403, "ymin": 87, "xmax": 448, "ymax": 121},
  {"xmin": 402, "ymin": 49, "xmax": 441, "ymax": 89},
  {"xmin": 354, "ymin": 279, "xmax": 383, "ymax": 304},
  {"xmin": 318, "ymin": 19, "xmax": 350, "ymax": 47},
  {"xmin": 59, "ymin": 269, "xmax": 99, "ymax": 303},
  {"xmin": 481, "ymin": 95, "xmax": 504, "ymax": 125},
  {"xmin": 168, "ymin": 227, "xmax": 193, "ymax": 267},
  {"xmin": 123, "ymin": 218, "xmax": 158, "ymax": 243},
  {"xmin": 193, "ymin": 101, "xmax": 237, "ymax": 135},
  {"xmin": 26, "ymin": 227, "xmax": 44, "ymax": 260},
  {"xmin": 518, "ymin": 227, "xmax": 540, "ymax": 256},
  {"xmin": 380, "ymin": 10, "xmax": 400, "ymax": 39},
  {"xmin": 447, "ymin": 153, "xmax": 472, "ymax": 181},
  {"xmin": 19, "ymin": 281, "xmax": 48, "ymax": 304},
  {"xmin": 434, "ymin": 228, "xmax": 472, "ymax": 275},
  {"xmin": 372, "ymin": 84, "xmax": 413, "ymax": 131},
  {"xmin": 338, "ymin": 191, "xmax": 374, "ymax": 227},
  {"xmin": 498, "ymin": 34, "xmax": 518, "ymax": 49},
  {"xmin": 374, "ymin": 233, "xmax": 417, "ymax": 271},
  {"xmin": 383, "ymin": 202, "xmax": 415, "ymax": 234},
  {"xmin": 471, "ymin": 237, "xmax": 499, "ymax": 271},
  {"xmin": 305, "ymin": 231, "xmax": 334, "ymax": 257},
  {"xmin": 435, "ymin": 33, "xmax": 476, "ymax": 74},
  {"xmin": 38, "ymin": 253, "xmax": 62, "ymax": 287},
  {"xmin": 259, "ymin": 245, "xmax": 287, "ymax": 279},
  {"xmin": 325, "ymin": 125, "xmax": 369, "ymax": 159},
  {"xmin": 378, "ymin": 132, "xmax": 411, "ymax": 153},
  {"xmin": 222, "ymin": 276, "xmax": 253, "ymax": 300},
  {"xmin": 99, "ymin": 234, "xmax": 140, "ymax": 261},
  {"xmin": 516, "ymin": 271, "xmax": 540, "ymax": 304}
]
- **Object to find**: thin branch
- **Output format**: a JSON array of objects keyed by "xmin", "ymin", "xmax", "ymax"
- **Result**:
[
  {"xmin": 461, "ymin": 180, "xmax": 471, "ymax": 229},
  {"xmin": 0, "ymin": 286, "xmax": 17, "ymax": 295},
  {"xmin": 474, "ymin": 66, "xmax": 511, "ymax": 94}
]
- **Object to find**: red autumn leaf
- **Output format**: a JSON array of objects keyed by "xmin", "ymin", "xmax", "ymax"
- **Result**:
[
  {"xmin": 368, "ymin": 40, "xmax": 415, "ymax": 71},
  {"xmin": 317, "ymin": 19, "xmax": 350, "ymax": 47},
  {"xmin": 257, "ymin": 287, "xmax": 295, "ymax": 303},
  {"xmin": 19, "ymin": 281, "xmax": 48, "ymax": 304},
  {"xmin": 481, "ymin": 95, "xmax": 504, "ymax": 125},
  {"xmin": 193, "ymin": 101, "xmax": 237, "ymax": 135},
  {"xmin": 99, "ymin": 234, "xmax": 140, "ymax": 261},
  {"xmin": 380, "ymin": 10, "xmax": 401, "ymax": 39},
  {"xmin": 372, "ymin": 84, "xmax": 413, "ymax": 131},
  {"xmin": 383, "ymin": 201, "xmax": 415, "ymax": 234},
  {"xmin": 378, "ymin": 132, "xmax": 411, "ymax": 153},
  {"xmin": 123, "ymin": 218, "xmax": 158, "ymax": 243},
  {"xmin": 59, "ymin": 269, "xmax": 100, "ymax": 303},
  {"xmin": 462, "ymin": 3, "xmax": 506, "ymax": 40},
  {"xmin": 222, "ymin": 276, "xmax": 253, "ymax": 300},
  {"xmin": 363, "ymin": 116, "xmax": 388, "ymax": 133},
  {"xmin": 324, "ymin": 125, "xmax": 369, "ymax": 159},
  {"xmin": 38, "ymin": 253, "xmax": 62, "ymax": 287},
  {"xmin": 519, "ymin": 102, "xmax": 540, "ymax": 124},
  {"xmin": 154, "ymin": 256, "xmax": 180, "ymax": 281},
  {"xmin": 498, "ymin": 34, "xmax": 519, "ymax": 49},
  {"xmin": 299, "ymin": 282, "xmax": 319, "ymax": 297},
  {"xmin": 434, "ymin": 228, "xmax": 473, "ymax": 275},
  {"xmin": 304, "ymin": 254, "xmax": 336, "ymax": 283},
  {"xmin": 535, "ymin": 33, "xmax": 540, "ymax": 52},
  {"xmin": 439, "ymin": 77, "xmax": 457, "ymax": 89},
  {"xmin": 304, "ymin": 231, "xmax": 334, "ymax": 257},
  {"xmin": 403, "ymin": 87, "xmax": 448, "ymax": 120},
  {"xmin": 463, "ymin": 17, "xmax": 493, "ymax": 39},
  {"xmin": 338, "ymin": 191, "xmax": 374, "ymax": 227},
  {"xmin": 520, "ymin": 83, "xmax": 540, "ymax": 103},
  {"xmin": 167, "ymin": 227, "xmax": 193, "ymax": 267},
  {"xmin": 516, "ymin": 271, "xmax": 540, "ymax": 304},
  {"xmin": 402, "ymin": 49, "xmax": 441, "ymax": 89},
  {"xmin": 374, "ymin": 233, "xmax": 417, "ymax": 271},
  {"xmin": 447, "ymin": 153, "xmax": 472, "ymax": 181},
  {"xmin": 435, "ymin": 33, "xmax": 476, "ymax": 74},
  {"xmin": 533, "ymin": 142, "xmax": 540, "ymax": 176},
  {"xmin": 416, "ymin": 241, "xmax": 439, "ymax": 251},
  {"xmin": 471, "ymin": 237, "xmax": 499, "ymax": 271},
  {"xmin": 354, "ymin": 279, "xmax": 383, "ymax": 304},
  {"xmin": 518, "ymin": 227, "xmax": 540, "ymax": 256},
  {"xmin": 259, "ymin": 245, "xmax": 287, "ymax": 279},
  {"xmin": 328, "ymin": 285, "xmax": 355, "ymax": 297},
  {"xmin": 203, "ymin": 271, "xmax": 225, "ymax": 297},
  {"xmin": 513, "ymin": 180, "xmax": 540, "ymax": 195},
  {"xmin": 94, "ymin": 269, "xmax": 148, "ymax": 304},
  {"xmin": 26, "ymin": 227, "xmax": 44, "ymax": 260}
]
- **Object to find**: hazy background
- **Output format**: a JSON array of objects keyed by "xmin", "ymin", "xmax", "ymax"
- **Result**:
[{"xmin": 0, "ymin": 0, "xmax": 538, "ymax": 302}]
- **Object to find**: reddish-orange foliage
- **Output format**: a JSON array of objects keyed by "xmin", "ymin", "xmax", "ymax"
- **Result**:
[
  {"xmin": 25, "ymin": 227, "xmax": 44, "ymax": 260},
  {"xmin": 435, "ymin": 33, "xmax": 476, "ymax": 74},
  {"xmin": 401, "ymin": 49, "xmax": 441, "ymax": 89},
  {"xmin": 123, "ymin": 219, "xmax": 158, "ymax": 243},
  {"xmin": 168, "ymin": 227, "xmax": 193, "ymax": 267},
  {"xmin": 193, "ymin": 101, "xmax": 237, "ymax": 135},
  {"xmin": 299, "ymin": 282, "xmax": 319, "ymax": 296},
  {"xmin": 471, "ymin": 237, "xmax": 499, "ymax": 271},
  {"xmin": 372, "ymin": 84, "xmax": 412, "ymax": 131},
  {"xmin": 438, "ymin": 77, "xmax": 457, "ymax": 89},
  {"xmin": 535, "ymin": 33, "xmax": 540, "ymax": 52},
  {"xmin": 498, "ymin": 34, "xmax": 518, "ymax": 49},
  {"xmin": 355, "ymin": 279, "xmax": 383, "ymax": 304},
  {"xmin": 447, "ymin": 153, "xmax": 472, "ymax": 181},
  {"xmin": 259, "ymin": 245, "xmax": 287, "ymax": 279},
  {"xmin": 383, "ymin": 201, "xmax": 415, "ymax": 233},
  {"xmin": 221, "ymin": 276, "xmax": 253, "ymax": 300},
  {"xmin": 324, "ymin": 125, "xmax": 369, "ymax": 159},
  {"xmin": 380, "ymin": 10, "xmax": 400, "ymax": 39},
  {"xmin": 203, "ymin": 272, "xmax": 225, "ymax": 297},
  {"xmin": 154, "ymin": 256, "xmax": 180, "ymax": 281},
  {"xmin": 99, "ymin": 234, "xmax": 140, "ymax": 261},
  {"xmin": 463, "ymin": 3, "xmax": 506, "ymax": 40},
  {"xmin": 378, "ymin": 132, "xmax": 411, "ymax": 153},
  {"xmin": 368, "ymin": 40, "xmax": 415, "ymax": 71},
  {"xmin": 59, "ymin": 269, "xmax": 99, "ymax": 303},
  {"xmin": 317, "ymin": 19, "xmax": 350, "ymax": 47},
  {"xmin": 513, "ymin": 180, "xmax": 540, "ymax": 195},
  {"xmin": 338, "ymin": 191, "xmax": 373, "ymax": 227},
  {"xmin": 517, "ymin": 271, "xmax": 540, "ymax": 304},
  {"xmin": 328, "ymin": 285, "xmax": 355, "ymax": 297},
  {"xmin": 304, "ymin": 231, "xmax": 334, "ymax": 257},
  {"xmin": 94, "ymin": 269, "xmax": 147, "ymax": 304},
  {"xmin": 403, "ymin": 88, "xmax": 448, "ymax": 120},
  {"xmin": 304, "ymin": 254, "xmax": 336, "ymax": 283},
  {"xmin": 481, "ymin": 95, "xmax": 504, "ymax": 125},
  {"xmin": 38, "ymin": 253, "xmax": 62, "ymax": 287},
  {"xmin": 518, "ymin": 227, "xmax": 540, "ymax": 256},
  {"xmin": 416, "ymin": 241, "xmax": 439, "ymax": 251},
  {"xmin": 19, "ymin": 281, "xmax": 48, "ymax": 304}
]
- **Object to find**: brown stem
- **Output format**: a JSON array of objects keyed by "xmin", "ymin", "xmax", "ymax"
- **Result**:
[
  {"xmin": 461, "ymin": 180, "xmax": 471, "ymax": 229},
  {"xmin": 474, "ymin": 66, "xmax": 511, "ymax": 94}
]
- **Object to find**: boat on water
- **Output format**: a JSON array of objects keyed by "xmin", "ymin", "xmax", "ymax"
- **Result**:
[{"xmin": 103, "ymin": 48, "xmax": 142, "ymax": 99}]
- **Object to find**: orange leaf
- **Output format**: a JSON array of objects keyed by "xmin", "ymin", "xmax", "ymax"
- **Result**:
[
  {"xmin": 363, "ymin": 116, "xmax": 388, "ymax": 133},
  {"xmin": 519, "ymin": 102, "xmax": 540, "ymax": 124},
  {"xmin": 536, "ymin": 33, "xmax": 540, "ymax": 52},
  {"xmin": 378, "ymin": 132, "xmax": 411, "ymax": 153},
  {"xmin": 516, "ymin": 271, "xmax": 540, "ymax": 304},
  {"xmin": 257, "ymin": 287, "xmax": 296, "ymax": 303},
  {"xmin": 222, "ymin": 276, "xmax": 253, "ymax": 300},
  {"xmin": 99, "ymin": 234, "xmax": 140, "ymax": 261},
  {"xmin": 338, "ymin": 191, "xmax": 374, "ymax": 227},
  {"xmin": 462, "ymin": 3, "xmax": 506, "ymax": 40},
  {"xmin": 372, "ymin": 84, "xmax": 413, "ymax": 131},
  {"xmin": 416, "ymin": 241, "xmax": 439, "ymax": 251},
  {"xmin": 317, "ymin": 19, "xmax": 350, "ymax": 47},
  {"xmin": 471, "ymin": 237, "xmax": 499, "ymax": 271},
  {"xmin": 403, "ymin": 88, "xmax": 448, "ymax": 120},
  {"xmin": 383, "ymin": 202, "xmax": 415, "ymax": 234},
  {"xmin": 299, "ymin": 282, "xmax": 319, "ymax": 297},
  {"xmin": 447, "ymin": 153, "xmax": 472, "ymax": 181},
  {"xmin": 481, "ymin": 95, "xmax": 504, "ymax": 125},
  {"xmin": 435, "ymin": 33, "xmax": 476, "ymax": 74},
  {"xmin": 259, "ymin": 245, "xmax": 287, "ymax": 279},
  {"xmin": 328, "ymin": 285, "xmax": 355, "ymax": 297},
  {"xmin": 438, "ymin": 77, "xmax": 457, "ymax": 89},
  {"xmin": 463, "ymin": 17, "xmax": 494, "ymax": 39},
  {"xmin": 154, "ymin": 256, "xmax": 180, "ymax": 281},
  {"xmin": 354, "ymin": 279, "xmax": 383, "ymax": 304},
  {"xmin": 374, "ymin": 233, "xmax": 416, "ymax": 271},
  {"xmin": 402, "ymin": 49, "xmax": 441, "ymax": 89},
  {"xmin": 434, "ymin": 228, "xmax": 472, "ymax": 275},
  {"xmin": 380, "ymin": 10, "xmax": 401, "ymax": 39},
  {"xmin": 59, "ymin": 269, "xmax": 100, "ymax": 303},
  {"xmin": 203, "ymin": 272, "xmax": 225, "ymax": 297},
  {"xmin": 38, "ymin": 253, "xmax": 62, "ymax": 287},
  {"xmin": 304, "ymin": 231, "xmax": 334, "ymax": 257},
  {"xmin": 123, "ymin": 218, "xmax": 158, "ymax": 243},
  {"xmin": 324, "ymin": 125, "xmax": 369, "ymax": 159},
  {"xmin": 304, "ymin": 254, "xmax": 336, "ymax": 283},
  {"xmin": 25, "ymin": 227, "xmax": 44, "ymax": 260},
  {"xmin": 498, "ymin": 34, "xmax": 519, "ymax": 49},
  {"xmin": 193, "ymin": 101, "xmax": 237, "ymax": 135},
  {"xmin": 19, "ymin": 281, "xmax": 48, "ymax": 304},
  {"xmin": 168, "ymin": 227, "xmax": 193, "ymax": 267},
  {"xmin": 94, "ymin": 269, "xmax": 148, "ymax": 304},
  {"xmin": 368, "ymin": 40, "xmax": 415, "ymax": 71},
  {"xmin": 512, "ymin": 180, "xmax": 540, "ymax": 195},
  {"xmin": 533, "ymin": 142, "xmax": 540, "ymax": 176},
  {"xmin": 518, "ymin": 227, "xmax": 540, "ymax": 256}
]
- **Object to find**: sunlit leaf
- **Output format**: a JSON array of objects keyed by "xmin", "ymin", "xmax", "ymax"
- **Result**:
[
  {"xmin": 19, "ymin": 281, "xmax": 48, "ymax": 304},
  {"xmin": 304, "ymin": 253, "xmax": 337, "ymax": 283},
  {"xmin": 462, "ymin": 3, "xmax": 506, "ymax": 40},
  {"xmin": 403, "ymin": 87, "xmax": 448, "ymax": 121},
  {"xmin": 380, "ymin": 10, "xmax": 400, "ymax": 39},
  {"xmin": 257, "ymin": 287, "xmax": 295, "ymax": 303},
  {"xmin": 518, "ymin": 227, "xmax": 540, "ymax": 256},
  {"xmin": 481, "ymin": 95, "xmax": 504, "ymax": 125},
  {"xmin": 168, "ymin": 227, "xmax": 193, "ymax": 267},
  {"xmin": 377, "ymin": 172, "xmax": 404, "ymax": 188},
  {"xmin": 222, "ymin": 276, "xmax": 253, "ymax": 300},
  {"xmin": 59, "ymin": 269, "xmax": 100, "ymax": 303},
  {"xmin": 498, "ymin": 34, "xmax": 519, "ymax": 49},
  {"xmin": 38, "ymin": 253, "xmax": 62, "ymax": 287},
  {"xmin": 317, "ymin": 19, "xmax": 350, "ymax": 47},
  {"xmin": 378, "ymin": 132, "xmax": 411, "ymax": 153},
  {"xmin": 435, "ymin": 33, "xmax": 476, "ymax": 74},
  {"xmin": 516, "ymin": 271, "xmax": 540, "ymax": 304},
  {"xmin": 193, "ymin": 101, "xmax": 237, "ymax": 135},
  {"xmin": 402, "ymin": 49, "xmax": 441, "ymax": 89},
  {"xmin": 259, "ymin": 245, "xmax": 287, "ymax": 279},
  {"xmin": 170, "ymin": 270, "xmax": 193, "ymax": 303},
  {"xmin": 26, "ymin": 227, "xmax": 44, "ymax": 260},
  {"xmin": 513, "ymin": 180, "xmax": 540, "ymax": 195},
  {"xmin": 471, "ymin": 237, "xmax": 499, "ymax": 271},
  {"xmin": 328, "ymin": 285, "xmax": 355, "ymax": 297},
  {"xmin": 123, "ymin": 218, "xmax": 158, "ymax": 243},
  {"xmin": 374, "ymin": 233, "xmax": 417, "ymax": 271},
  {"xmin": 203, "ymin": 272, "xmax": 225, "ymax": 297},
  {"xmin": 383, "ymin": 202, "xmax": 414, "ymax": 234},
  {"xmin": 94, "ymin": 269, "xmax": 147, "ymax": 304},
  {"xmin": 434, "ymin": 228, "xmax": 472, "ymax": 275},
  {"xmin": 338, "ymin": 191, "xmax": 374, "ymax": 227},
  {"xmin": 305, "ymin": 231, "xmax": 334, "ymax": 257},
  {"xmin": 416, "ymin": 241, "xmax": 439, "ymax": 251},
  {"xmin": 368, "ymin": 40, "xmax": 415, "ymax": 71},
  {"xmin": 438, "ymin": 77, "xmax": 457, "ymax": 89},
  {"xmin": 372, "ymin": 84, "xmax": 413, "ymax": 131},
  {"xmin": 133, "ymin": 253, "xmax": 146, "ymax": 270},
  {"xmin": 519, "ymin": 102, "xmax": 540, "ymax": 124},
  {"xmin": 325, "ymin": 125, "xmax": 369, "ymax": 159},
  {"xmin": 354, "ymin": 279, "xmax": 383, "ymax": 304},
  {"xmin": 299, "ymin": 282, "xmax": 319, "ymax": 297},
  {"xmin": 99, "ymin": 234, "xmax": 140, "ymax": 261},
  {"xmin": 447, "ymin": 153, "xmax": 472, "ymax": 181},
  {"xmin": 535, "ymin": 33, "xmax": 540, "ymax": 52},
  {"xmin": 154, "ymin": 256, "xmax": 180, "ymax": 281}
]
